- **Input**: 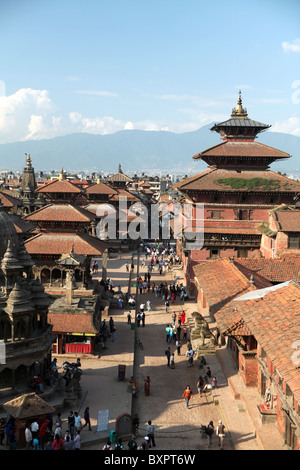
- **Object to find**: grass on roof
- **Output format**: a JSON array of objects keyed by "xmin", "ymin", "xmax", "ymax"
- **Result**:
[{"xmin": 215, "ymin": 177, "xmax": 281, "ymax": 191}]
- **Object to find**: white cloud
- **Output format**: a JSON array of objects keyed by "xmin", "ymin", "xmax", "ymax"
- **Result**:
[
  {"xmin": 0, "ymin": 88, "xmax": 53, "ymax": 143},
  {"xmin": 270, "ymin": 117, "xmax": 300, "ymax": 137},
  {"xmin": 0, "ymin": 87, "xmax": 299, "ymax": 143},
  {"xmin": 282, "ymin": 38, "xmax": 300, "ymax": 53}
]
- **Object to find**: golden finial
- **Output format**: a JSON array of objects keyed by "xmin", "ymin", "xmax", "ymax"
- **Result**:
[
  {"xmin": 231, "ymin": 90, "xmax": 248, "ymax": 119},
  {"xmin": 58, "ymin": 166, "xmax": 65, "ymax": 180}
]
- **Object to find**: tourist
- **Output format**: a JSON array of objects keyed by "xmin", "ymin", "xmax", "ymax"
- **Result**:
[
  {"xmin": 33, "ymin": 436, "xmax": 39, "ymax": 450},
  {"xmin": 114, "ymin": 438, "xmax": 124, "ymax": 450},
  {"xmin": 39, "ymin": 418, "xmax": 49, "ymax": 449},
  {"xmin": 132, "ymin": 414, "xmax": 139, "ymax": 436},
  {"xmin": 45, "ymin": 441, "xmax": 53, "ymax": 450},
  {"xmin": 197, "ymin": 376, "xmax": 205, "ymax": 397},
  {"xmin": 81, "ymin": 407, "xmax": 92, "ymax": 431},
  {"xmin": 74, "ymin": 411, "xmax": 82, "ymax": 432},
  {"xmin": 67, "ymin": 411, "xmax": 75, "ymax": 440},
  {"xmin": 73, "ymin": 430, "xmax": 81, "ymax": 450},
  {"xmin": 182, "ymin": 385, "xmax": 193, "ymax": 408},
  {"xmin": 103, "ymin": 440, "xmax": 112, "ymax": 450},
  {"xmin": 55, "ymin": 412, "xmax": 62, "ymax": 429},
  {"xmin": 52, "ymin": 434, "xmax": 65, "ymax": 450},
  {"xmin": 30, "ymin": 418, "xmax": 39, "ymax": 439},
  {"xmin": 186, "ymin": 348, "xmax": 194, "ymax": 367},
  {"xmin": 216, "ymin": 420, "xmax": 226, "ymax": 449},
  {"xmin": 127, "ymin": 435, "xmax": 137, "ymax": 451},
  {"xmin": 165, "ymin": 324, "xmax": 171, "ymax": 343},
  {"xmin": 202, "ymin": 377, "xmax": 218, "ymax": 392},
  {"xmin": 63, "ymin": 433, "xmax": 74, "ymax": 450},
  {"xmin": 144, "ymin": 376, "xmax": 150, "ymax": 396},
  {"xmin": 206, "ymin": 421, "xmax": 214, "ymax": 448},
  {"xmin": 170, "ymin": 352, "xmax": 175, "ymax": 369},
  {"xmin": 165, "ymin": 347, "xmax": 171, "ymax": 367},
  {"xmin": 25, "ymin": 423, "xmax": 33, "ymax": 449},
  {"xmin": 176, "ymin": 339, "xmax": 182, "ymax": 355},
  {"xmin": 146, "ymin": 420, "xmax": 156, "ymax": 448}
]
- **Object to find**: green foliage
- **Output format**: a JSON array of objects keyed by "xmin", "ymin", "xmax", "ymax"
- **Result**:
[{"xmin": 215, "ymin": 177, "xmax": 281, "ymax": 190}]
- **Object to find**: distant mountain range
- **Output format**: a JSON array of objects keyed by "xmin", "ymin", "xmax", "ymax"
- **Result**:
[{"xmin": 0, "ymin": 124, "xmax": 299, "ymax": 176}]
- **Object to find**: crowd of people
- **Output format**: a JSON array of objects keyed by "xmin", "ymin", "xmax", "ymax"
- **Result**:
[{"xmin": 0, "ymin": 406, "xmax": 93, "ymax": 450}]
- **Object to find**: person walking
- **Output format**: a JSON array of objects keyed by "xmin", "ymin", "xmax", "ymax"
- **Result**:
[
  {"xmin": 74, "ymin": 411, "xmax": 81, "ymax": 432},
  {"xmin": 81, "ymin": 407, "xmax": 92, "ymax": 431},
  {"xmin": 127, "ymin": 311, "xmax": 132, "ymax": 324},
  {"xmin": 170, "ymin": 352, "xmax": 175, "ymax": 369},
  {"xmin": 67, "ymin": 411, "xmax": 75, "ymax": 440},
  {"xmin": 216, "ymin": 420, "xmax": 226, "ymax": 450},
  {"xmin": 176, "ymin": 339, "xmax": 182, "ymax": 355},
  {"xmin": 197, "ymin": 376, "xmax": 205, "ymax": 397},
  {"xmin": 165, "ymin": 347, "xmax": 171, "ymax": 367},
  {"xmin": 165, "ymin": 299, "xmax": 169, "ymax": 313},
  {"xmin": 144, "ymin": 376, "xmax": 150, "ymax": 396},
  {"xmin": 186, "ymin": 348, "xmax": 194, "ymax": 367},
  {"xmin": 206, "ymin": 421, "xmax": 214, "ymax": 448},
  {"xmin": 165, "ymin": 324, "xmax": 171, "ymax": 343},
  {"xmin": 146, "ymin": 421, "xmax": 156, "ymax": 448},
  {"xmin": 182, "ymin": 385, "xmax": 193, "ymax": 408}
]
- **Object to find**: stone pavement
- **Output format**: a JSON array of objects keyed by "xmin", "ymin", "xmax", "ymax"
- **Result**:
[{"xmin": 49, "ymin": 251, "xmax": 283, "ymax": 451}]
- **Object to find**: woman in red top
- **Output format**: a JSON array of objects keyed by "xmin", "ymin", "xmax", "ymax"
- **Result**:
[
  {"xmin": 182, "ymin": 385, "xmax": 193, "ymax": 408},
  {"xmin": 52, "ymin": 434, "xmax": 65, "ymax": 450}
]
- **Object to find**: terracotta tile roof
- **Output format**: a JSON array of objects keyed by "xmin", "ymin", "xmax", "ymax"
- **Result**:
[
  {"xmin": 4, "ymin": 392, "xmax": 55, "ymax": 419},
  {"xmin": 273, "ymin": 210, "xmax": 300, "ymax": 232},
  {"xmin": 85, "ymin": 182, "xmax": 118, "ymax": 195},
  {"xmin": 105, "ymin": 172, "xmax": 133, "ymax": 183},
  {"xmin": 234, "ymin": 257, "xmax": 300, "ymax": 283},
  {"xmin": 48, "ymin": 313, "xmax": 98, "ymax": 334},
  {"xmin": 192, "ymin": 141, "xmax": 291, "ymax": 160},
  {"xmin": 36, "ymin": 178, "xmax": 82, "ymax": 193},
  {"xmin": 23, "ymin": 203, "xmax": 95, "ymax": 223},
  {"xmin": 25, "ymin": 232, "xmax": 107, "ymax": 256},
  {"xmin": 234, "ymin": 281, "xmax": 300, "ymax": 401},
  {"xmin": 175, "ymin": 168, "xmax": 300, "ymax": 193},
  {"xmin": 109, "ymin": 189, "xmax": 141, "ymax": 202},
  {"xmin": 193, "ymin": 258, "xmax": 272, "ymax": 335}
]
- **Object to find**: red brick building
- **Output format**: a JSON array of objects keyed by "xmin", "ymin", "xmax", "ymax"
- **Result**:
[
  {"xmin": 175, "ymin": 92, "xmax": 300, "ymax": 291},
  {"xmin": 234, "ymin": 281, "xmax": 300, "ymax": 450},
  {"xmin": 193, "ymin": 258, "xmax": 300, "ymax": 449}
]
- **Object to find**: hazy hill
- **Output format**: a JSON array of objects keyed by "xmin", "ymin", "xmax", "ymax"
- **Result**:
[{"xmin": 0, "ymin": 124, "xmax": 299, "ymax": 175}]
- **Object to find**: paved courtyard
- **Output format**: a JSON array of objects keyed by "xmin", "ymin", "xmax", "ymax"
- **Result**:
[{"xmin": 52, "ymin": 250, "xmax": 283, "ymax": 451}]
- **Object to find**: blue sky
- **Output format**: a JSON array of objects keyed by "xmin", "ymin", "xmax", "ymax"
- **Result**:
[{"xmin": 0, "ymin": 0, "xmax": 299, "ymax": 143}]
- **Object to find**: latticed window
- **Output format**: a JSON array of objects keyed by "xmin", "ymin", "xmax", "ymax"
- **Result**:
[{"xmin": 288, "ymin": 233, "xmax": 300, "ymax": 250}]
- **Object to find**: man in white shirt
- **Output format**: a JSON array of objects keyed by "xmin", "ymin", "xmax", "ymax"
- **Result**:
[
  {"xmin": 25, "ymin": 425, "xmax": 33, "ymax": 449},
  {"xmin": 146, "ymin": 420, "xmax": 156, "ymax": 448},
  {"xmin": 74, "ymin": 412, "xmax": 81, "ymax": 432},
  {"xmin": 30, "ymin": 419, "xmax": 39, "ymax": 438}
]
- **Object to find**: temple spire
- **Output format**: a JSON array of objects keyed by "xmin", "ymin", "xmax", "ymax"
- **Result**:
[
  {"xmin": 58, "ymin": 166, "xmax": 65, "ymax": 181},
  {"xmin": 231, "ymin": 90, "xmax": 248, "ymax": 119}
]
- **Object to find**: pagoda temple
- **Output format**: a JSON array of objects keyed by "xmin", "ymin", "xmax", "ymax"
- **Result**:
[{"xmin": 175, "ymin": 91, "xmax": 300, "ymax": 288}]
